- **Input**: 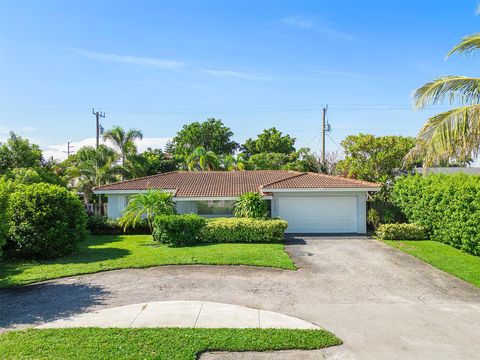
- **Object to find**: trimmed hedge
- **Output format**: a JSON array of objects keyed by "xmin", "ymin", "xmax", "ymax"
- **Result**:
[
  {"xmin": 202, "ymin": 218, "xmax": 288, "ymax": 243},
  {"xmin": 392, "ymin": 174, "xmax": 480, "ymax": 255},
  {"xmin": 87, "ymin": 214, "xmax": 150, "ymax": 235},
  {"xmin": 6, "ymin": 183, "xmax": 87, "ymax": 259},
  {"xmin": 0, "ymin": 178, "xmax": 14, "ymax": 256},
  {"xmin": 153, "ymin": 214, "xmax": 207, "ymax": 247},
  {"xmin": 376, "ymin": 223, "xmax": 426, "ymax": 240}
]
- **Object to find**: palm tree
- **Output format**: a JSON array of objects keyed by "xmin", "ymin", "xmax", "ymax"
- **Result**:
[
  {"xmin": 74, "ymin": 145, "xmax": 119, "ymax": 212},
  {"xmin": 103, "ymin": 126, "xmax": 143, "ymax": 180},
  {"xmin": 406, "ymin": 33, "xmax": 480, "ymax": 166},
  {"xmin": 187, "ymin": 146, "xmax": 220, "ymax": 171},
  {"xmin": 221, "ymin": 153, "xmax": 246, "ymax": 170},
  {"xmin": 118, "ymin": 190, "xmax": 176, "ymax": 232}
]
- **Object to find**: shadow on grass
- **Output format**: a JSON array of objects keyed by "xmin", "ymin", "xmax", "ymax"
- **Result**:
[{"xmin": 0, "ymin": 282, "xmax": 108, "ymax": 330}]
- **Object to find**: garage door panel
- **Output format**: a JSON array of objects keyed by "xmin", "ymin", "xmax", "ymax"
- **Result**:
[{"xmin": 278, "ymin": 196, "xmax": 357, "ymax": 233}]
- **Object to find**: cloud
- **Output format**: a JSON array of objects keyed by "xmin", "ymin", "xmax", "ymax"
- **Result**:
[
  {"xmin": 202, "ymin": 69, "xmax": 273, "ymax": 81},
  {"xmin": 67, "ymin": 48, "xmax": 185, "ymax": 70},
  {"xmin": 280, "ymin": 15, "xmax": 353, "ymax": 40},
  {"xmin": 42, "ymin": 137, "xmax": 172, "ymax": 161}
]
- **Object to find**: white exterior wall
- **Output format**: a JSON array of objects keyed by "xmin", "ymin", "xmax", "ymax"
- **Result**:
[{"xmin": 271, "ymin": 191, "xmax": 367, "ymax": 234}]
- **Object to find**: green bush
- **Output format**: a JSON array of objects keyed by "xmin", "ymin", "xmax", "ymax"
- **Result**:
[
  {"xmin": 0, "ymin": 177, "xmax": 15, "ymax": 256},
  {"xmin": 376, "ymin": 223, "xmax": 426, "ymax": 240},
  {"xmin": 202, "ymin": 218, "xmax": 288, "ymax": 243},
  {"xmin": 6, "ymin": 183, "xmax": 87, "ymax": 259},
  {"xmin": 153, "ymin": 214, "xmax": 207, "ymax": 247},
  {"xmin": 233, "ymin": 192, "xmax": 268, "ymax": 219},
  {"xmin": 87, "ymin": 214, "xmax": 150, "ymax": 235},
  {"xmin": 392, "ymin": 174, "xmax": 480, "ymax": 255}
]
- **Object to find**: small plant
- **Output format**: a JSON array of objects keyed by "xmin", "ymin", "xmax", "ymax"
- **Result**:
[
  {"xmin": 153, "ymin": 214, "xmax": 207, "ymax": 246},
  {"xmin": 367, "ymin": 208, "xmax": 380, "ymax": 230},
  {"xmin": 119, "ymin": 190, "xmax": 176, "ymax": 233},
  {"xmin": 233, "ymin": 192, "xmax": 268, "ymax": 219},
  {"xmin": 382, "ymin": 208, "xmax": 395, "ymax": 224},
  {"xmin": 376, "ymin": 223, "xmax": 426, "ymax": 240}
]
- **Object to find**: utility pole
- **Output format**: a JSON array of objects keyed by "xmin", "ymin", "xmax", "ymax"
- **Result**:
[
  {"xmin": 92, "ymin": 108, "xmax": 105, "ymax": 149},
  {"xmin": 67, "ymin": 142, "xmax": 73, "ymax": 157},
  {"xmin": 321, "ymin": 105, "xmax": 328, "ymax": 164}
]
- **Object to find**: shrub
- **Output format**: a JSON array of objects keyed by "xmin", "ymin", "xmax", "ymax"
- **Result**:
[
  {"xmin": 202, "ymin": 218, "xmax": 288, "ymax": 243},
  {"xmin": 0, "ymin": 177, "xmax": 15, "ymax": 256},
  {"xmin": 233, "ymin": 192, "xmax": 268, "ymax": 219},
  {"xmin": 376, "ymin": 223, "xmax": 426, "ymax": 240},
  {"xmin": 392, "ymin": 174, "xmax": 480, "ymax": 255},
  {"xmin": 153, "ymin": 214, "xmax": 206, "ymax": 246},
  {"xmin": 6, "ymin": 183, "xmax": 87, "ymax": 259},
  {"xmin": 367, "ymin": 208, "xmax": 380, "ymax": 230},
  {"xmin": 87, "ymin": 214, "xmax": 150, "ymax": 235}
]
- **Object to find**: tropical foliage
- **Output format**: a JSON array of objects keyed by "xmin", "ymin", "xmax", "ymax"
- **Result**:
[
  {"xmin": 186, "ymin": 146, "xmax": 220, "ymax": 171},
  {"xmin": 242, "ymin": 127, "xmax": 296, "ymax": 157},
  {"xmin": 119, "ymin": 190, "xmax": 176, "ymax": 232},
  {"xmin": 233, "ymin": 192, "xmax": 268, "ymax": 219},
  {"xmin": 406, "ymin": 32, "xmax": 480, "ymax": 166}
]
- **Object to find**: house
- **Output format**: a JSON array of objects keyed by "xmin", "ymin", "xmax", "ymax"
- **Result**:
[{"xmin": 93, "ymin": 171, "xmax": 380, "ymax": 234}]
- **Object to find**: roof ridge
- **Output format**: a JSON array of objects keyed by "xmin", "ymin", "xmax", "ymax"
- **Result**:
[
  {"xmin": 259, "ymin": 172, "xmax": 306, "ymax": 188},
  {"xmin": 306, "ymin": 172, "xmax": 380, "ymax": 187},
  {"xmin": 93, "ymin": 171, "xmax": 178, "ymax": 190}
]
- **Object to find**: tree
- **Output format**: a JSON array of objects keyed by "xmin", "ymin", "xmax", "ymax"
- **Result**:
[
  {"xmin": 187, "ymin": 146, "xmax": 220, "ymax": 171},
  {"xmin": 73, "ymin": 145, "xmax": 119, "ymax": 207},
  {"xmin": 406, "ymin": 32, "xmax": 480, "ymax": 166},
  {"xmin": 0, "ymin": 132, "xmax": 43, "ymax": 174},
  {"xmin": 171, "ymin": 118, "xmax": 238, "ymax": 156},
  {"xmin": 246, "ymin": 152, "xmax": 290, "ymax": 170},
  {"xmin": 103, "ymin": 126, "xmax": 143, "ymax": 180},
  {"xmin": 221, "ymin": 153, "xmax": 246, "ymax": 171},
  {"xmin": 141, "ymin": 148, "xmax": 179, "ymax": 175},
  {"xmin": 336, "ymin": 134, "xmax": 416, "ymax": 183},
  {"xmin": 118, "ymin": 190, "xmax": 176, "ymax": 232},
  {"xmin": 242, "ymin": 128, "xmax": 296, "ymax": 157}
]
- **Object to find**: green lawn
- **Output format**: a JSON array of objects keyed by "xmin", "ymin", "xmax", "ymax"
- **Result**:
[
  {"xmin": 0, "ymin": 235, "xmax": 295, "ymax": 288},
  {"xmin": 0, "ymin": 328, "xmax": 341, "ymax": 360},
  {"xmin": 384, "ymin": 240, "xmax": 480, "ymax": 287}
]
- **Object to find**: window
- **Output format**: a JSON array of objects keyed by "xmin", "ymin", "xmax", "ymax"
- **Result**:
[{"xmin": 196, "ymin": 200, "xmax": 235, "ymax": 216}]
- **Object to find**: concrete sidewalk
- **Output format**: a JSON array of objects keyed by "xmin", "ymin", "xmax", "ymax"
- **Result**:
[{"xmin": 37, "ymin": 301, "xmax": 319, "ymax": 329}]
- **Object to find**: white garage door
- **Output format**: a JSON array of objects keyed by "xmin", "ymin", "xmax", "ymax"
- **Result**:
[{"xmin": 278, "ymin": 196, "xmax": 358, "ymax": 233}]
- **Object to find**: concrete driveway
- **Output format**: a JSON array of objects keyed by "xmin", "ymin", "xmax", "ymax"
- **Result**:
[{"xmin": 1, "ymin": 236, "xmax": 480, "ymax": 359}]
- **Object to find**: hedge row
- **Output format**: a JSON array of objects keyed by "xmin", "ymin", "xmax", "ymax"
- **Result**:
[
  {"xmin": 152, "ymin": 214, "xmax": 288, "ymax": 247},
  {"xmin": 87, "ymin": 215, "xmax": 150, "ymax": 235},
  {"xmin": 392, "ymin": 174, "xmax": 480, "ymax": 255},
  {"xmin": 376, "ymin": 223, "xmax": 426, "ymax": 240}
]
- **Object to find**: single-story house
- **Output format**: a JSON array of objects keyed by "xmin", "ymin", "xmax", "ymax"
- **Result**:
[{"xmin": 93, "ymin": 171, "xmax": 380, "ymax": 234}]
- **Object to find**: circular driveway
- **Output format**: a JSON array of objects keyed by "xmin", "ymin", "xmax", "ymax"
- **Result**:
[{"xmin": 1, "ymin": 236, "xmax": 480, "ymax": 359}]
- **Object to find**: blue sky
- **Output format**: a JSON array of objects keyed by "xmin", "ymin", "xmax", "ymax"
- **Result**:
[{"xmin": 1, "ymin": 0, "xmax": 479, "ymax": 159}]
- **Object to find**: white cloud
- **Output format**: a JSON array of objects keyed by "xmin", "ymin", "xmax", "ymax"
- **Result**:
[
  {"xmin": 202, "ymin": 69, "xmax": 273, "ymax": 81},
  {"xmin": 280, "ymin": 15, "xmax": 353, "ymax": 40},
  {"xmin": 42, "ymin": 137, "xmax": 172, "ymax": 161},
  {"xmin": 68, "ymin": 48, "xmax": 185, "ymax": 70}
]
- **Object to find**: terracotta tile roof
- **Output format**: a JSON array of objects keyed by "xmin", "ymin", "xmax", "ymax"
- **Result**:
[{"xmin": 93, "ymin": 171, "xmax": 379, "ymax": 197}]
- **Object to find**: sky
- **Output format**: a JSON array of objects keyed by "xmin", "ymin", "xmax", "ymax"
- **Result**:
[{"xmin": 1, "ymin": 0, "xmax": 479, "ymax": 160}]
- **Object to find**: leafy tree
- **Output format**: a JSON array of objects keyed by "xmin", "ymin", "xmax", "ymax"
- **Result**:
[
  {"xmin": 141, "ymin": 148, "xmax": 179, "ymax": 175},
  {"xmin": 0, "ymin": 132, "xmax": 43, "ymax": 174},
  {"xmin": 172, "ymin": 118, "xmax": 238, "ymax": 156},
  {"xmin": 8, "ymin": 167, "xmax": 65, "ymax": 186},
  {"xmin": 406, "ymin": 32, "xmax": 480, "ymax": 166},
  {"xmin": 246, "ymin": 152, "xmax": 290, "ymax": 170},
  {"xmin": 73, "ymin": 145, "xmax": 119, "ymax": 207},
  {"xmin": 221, "ymin": 153, "xmax": 246, "ymax": 171},
  {"xmin": 336, "ymin": 134, "xmax": 416, "ymax": 183},
  {"xmin": 119, "ymin": 190, "xmax": 176, "ymax": 232},
  {"xmin": 187, "ymin": 146, "xmax": 220, "ymax": 171},
  {"xmin": 242, "ymin": 128, "xmax": 296, "ymax": 157},
  {"xmin": 233, "ymin": 192, "xmax": 268, "ymax": 219},
  {"xmin": 103, "ymin": 126, "xmax": 143, "ymax": 180}
]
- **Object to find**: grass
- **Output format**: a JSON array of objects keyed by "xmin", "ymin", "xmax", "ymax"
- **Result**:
[
  {"xmin": 0, "ymin": 235, "xmax": 295, "ymax": 288},
  {"xmin": 0, "ymin": 328, "xmax": 341, "ymax": 360},
  {"xmin": 384, "ymin": 240, "xmax": 480, "ymax": 287}
]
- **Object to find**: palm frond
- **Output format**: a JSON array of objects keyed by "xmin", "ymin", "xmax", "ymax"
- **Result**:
[
  {"xmin": 447, "ymin": 33, "xmax": 480, "ymax": 58},
  {"xmin": 405, "ymin": 105, "xmax": 480, "ymax": 166},
  {"xmin": 413, "ymin": 76, "xmax": 480, "ymax": 109}
]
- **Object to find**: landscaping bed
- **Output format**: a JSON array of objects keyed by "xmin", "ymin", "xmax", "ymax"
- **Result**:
[
  {"xmin": 0, "ymin": 234, "xmax": 295, "ymax": 288},
  {"xmin": 0, "ymin": 328, "xmax": 341, "ymax": 360},
  {"xmin": 384, "ymin": 240, "xmax": 480, "ymax": 287}
]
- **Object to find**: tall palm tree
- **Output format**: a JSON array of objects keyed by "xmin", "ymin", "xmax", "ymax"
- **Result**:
[
  {"xmin": 103, "ymin": 126, "xmax": 143, "ymax": 180},
  {"xmin": 187, "ymin": 146, "xmax": 220, "ymax": 171},
  {"xmin": 221, "ymin": 153, "xmax": 246, "ymax": 170},
  {"xmin": 406, "ymin": 33, "xmax": 480, "ymax": 166},
  {"xmin": 74, "ymin": 145, "xmax": 119, "ymax": 212}
]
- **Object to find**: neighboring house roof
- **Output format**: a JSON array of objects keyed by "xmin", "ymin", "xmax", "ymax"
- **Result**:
[{"xmin": 93, "ymin": 171, "xmax": 380, "ymax": 197}]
